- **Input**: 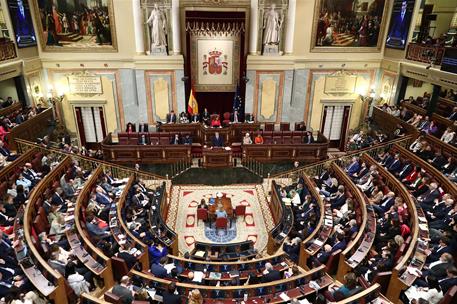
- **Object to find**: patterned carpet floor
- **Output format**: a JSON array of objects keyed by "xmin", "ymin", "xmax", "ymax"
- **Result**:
[{"xmin": 166, "ymin": 184, "xmax": 274, "ymax": 255}]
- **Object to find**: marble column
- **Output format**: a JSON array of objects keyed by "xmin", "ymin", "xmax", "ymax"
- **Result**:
[
  {"xmin": 249, "ymin": 0, "xmax": 259, "ymax": 55},
  {"xmin": 284, "ymin": 0, "xmax": 296, "ymax": 54},
  {"xmin": 172, "ymin": 0, "xmax": 181, "ymax": 54},
  {"xmin": 132, "ymin": 0, "xmax": 144, "ymax": 54}
]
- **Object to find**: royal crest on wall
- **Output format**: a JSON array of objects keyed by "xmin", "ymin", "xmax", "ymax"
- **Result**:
[{"xmin": 187, "ymin": 21, "xmax": 243, "ymax": 92}]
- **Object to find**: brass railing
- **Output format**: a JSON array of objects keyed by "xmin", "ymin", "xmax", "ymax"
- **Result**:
[
  {"xmin": 170, "ymin": 158, "xmax": 193, "ymax": 179},
  {"xmin": 15, "ymin": 138, "xmax": 167, "ymax": 184},
  {"xmin": 270, "ymin": 135, "xmax": 414, "ymax": 180},
  {"xmin": 242, "ymin": 156, "xmax": 265, "ymax": 177}
]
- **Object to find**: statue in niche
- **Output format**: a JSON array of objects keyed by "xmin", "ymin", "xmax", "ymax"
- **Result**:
[
  {"xmin": 262, "ymin": 3, "xmax": 283, "ymax": 55},
  {"xmin": 146, "ymin": 3, "xmax": 167, "ymax": 55}
]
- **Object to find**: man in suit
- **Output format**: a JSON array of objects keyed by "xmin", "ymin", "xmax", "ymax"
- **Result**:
[
  {"xmin": 418, "ymin": 182, "xmax": 441, "ymax": 212},
  {"xmin": 86, "ymin": 214, "xmax": 111, "ymax": 239},
  {"xmin": 245, "ymin": 113, "xmax": 255, "ymax": 123},
  {"xmin": 190, "ymin": 113, "xmax": 200, "ymax": 123},
  {"xmin": 330, "ymin": 187, "xmax": 346, "ymax": 209},
  {"xmin": 331, "ymin": 233, "xmax": 347, "ymax": 253},
  {"xmin": 448, "ymin": 107, "xmax": 457, "ymax": 121},
  {"xmin": 398, "ymin": 162, "xmax": 413, "ymax": 179},
  {"xmin": 345, "ymin": 157, "xmax": 360, "ymax": 177},
  {"xmin": 372, "ymin": 192, "xmax": 396, "ymax": 215},
  {"xmin": 112, "ymin": 276, "xmax": 134, "ymax": 304},
  {"xmin": 261, "ymin": 263, "xmax": 281, "ymax": 283},
  {"xmin": 386, "ymin": 0, "xmax": 411, "ymax": 48},
  {"xmin": 183, "ymin": 134, "xmax": 192, "ymax": 145},
  {"xmin": 151, "ymin": 257, "xmax": 168, "ymax": 278},
  {"xmin": 95, "ymin": 186, "xmax": 112, "ymax": 206},
  {"xmin": 316, "ymin": 244, "xmax": 332, "ymax": 264},
  {"xmin": 138, "ymin": 123, "xmax": 148, "ymax": 133},
  {"xmin": 0, "ymin": 140, "xmax": 16, "ymax": 161},
  {"xmin": 138, "ymin": 134, "xmax": 149, "ymax": 145},
  {"xmin": 304, "ymin": 131, "xmax": 315, "ymax": 144},
  {"xmin": 51, "ymin": 187, "xmax": 65, "ymax": 207},
  {"xmin": 230, "ymin": 110, "xmax": 241, "ymax": 123},
  {"xmin": 439, "ymin": 267, "xmax": 457, "ymax": 294},
  {"xmin": 387, "ymin": 154, "xmax": 401, "ymax": 173},
  {"xmin": 162, "ymin": 282, "xmax": 181, "ymax": 304},
  {"xmin": 429, "ymin": 152, "xmax": 447, "ymax": 169},
  {"xmin": 426, "ymin": 237, "xmax": 452, "ymax": 263},
  {"xmin": 170, "ymin": 134, "xmax": 180, "ymax": 145},
  {"xmin": 117, "ymin": 245, "xmax": 137, "ymax": 269},
  {"xmin": 212, "ymin": 132, "xmax": 224, "ymax": 147},
  {"xmin": 166, "ymin": 110, "xmax": 177, "ymax": 123}
]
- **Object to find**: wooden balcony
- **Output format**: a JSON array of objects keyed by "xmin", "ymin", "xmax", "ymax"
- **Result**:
[
  {"xmin": 405, "ymin": 42, "xmax": 445, "ymax": 65},
  {"xmin": 0, "ymin": 39, "xmax": 16, "ymax": 61}
]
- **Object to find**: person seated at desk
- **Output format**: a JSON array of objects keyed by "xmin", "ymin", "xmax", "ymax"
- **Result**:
[
  {"xmin": 126, "ymin": 122, "xmax": 136, "ymax": 133},
  {"xmin": 245, "ymin": 113, "xmax": 255, "ymax": 123},
  {"xmin": 202, "ymin": 108, "xmax": 210, "ymax": 125},
  {"xmin": 112, "ymin": 276, "xmax": 135, "ymax": 304},
  {"xmin": 138, "ymin": 123, "xmax": 148, "ymax": 133},
  {"xmin": 138, "ymin": 134, "xmax": 149, "ymax": 145},
  {"xmin": 255, "ymin": 133, "xmax": 264, "ymax": 144},
  {"xmin": 198, "ymin": 199, "xmax": 208, "ymax": 209},
  {"xmin": 211, "ymin": 115, "xmax": 221, "ymax": 128},
  {"xmin": 261, "ymin": 262, "xmax": 281, "ymax": 283},
  {"xmin": 170, "ymin": 134, "xmax": 181, "ymax": 145},
  {"xmin": 166, "ymin": 110, "xmax": 177, "ymax": 124},
  {"xmin": 183, "ymin": 134, "xmax": 193, "ymax": 145},
  {"xmin": 304, "ymin": 131, "xmax": 314, "ymax": 143},
  {"xmin": 211, "ymin": 132, "xmax": 224, "ymax": 147},
  {"xmin": 190, "ymin": 113, "xmax": 200, "ymax": 123},
  {"xmin": 0, "ymin": 140, "xmax": 16, "ymax": 161},
  {"xmin": 243, "ymin": 133, "xmax": 252, "ymax": 144},
  {"xmin": 231, "ymin": 110, "xmax": 241, "ymax": 123},
  {"xmin": 216, "ymin": 205, "xmax": 227, "ymax": 218},
  {"xmin": 179, "ymin": 112, "xmax": 189, "ymax": 124}
]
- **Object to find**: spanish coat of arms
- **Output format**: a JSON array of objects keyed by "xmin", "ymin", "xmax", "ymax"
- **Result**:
[{"xmin": 202, "ymin": 49, "xmax": 228, "ymax": 75}]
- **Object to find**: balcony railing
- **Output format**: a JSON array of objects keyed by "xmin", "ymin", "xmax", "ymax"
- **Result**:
[
  {"xmin": 0, "ymin": 39, "xmax": 16, "ymax": 61},
  {"xmin": 405, "ymin": 42, "xmax": 445, "ymax": 65}
]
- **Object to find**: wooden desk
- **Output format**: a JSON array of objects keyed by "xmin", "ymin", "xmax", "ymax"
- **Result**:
[
  {"xmin": 208, "ymin": 196, "xmax": 233, "ymax": 216},
  {"xmin": 202, "ymin": 147, "xmax": 233, "ymax": 167},
  {"xmin": 9, "ymin": 108, "xmax": 53, "ymax": 151}
]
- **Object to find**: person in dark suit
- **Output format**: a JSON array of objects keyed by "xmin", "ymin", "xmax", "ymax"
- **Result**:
[
  {"xmin": 170, "ymin": 134, "xmax": 180, "ymax": 145},
  {"xmin": 112, "ymin": 276, "xmax": 134, "ymax": 304},
  {"xmin": 304, "ymin": 131, "xmax": 314, "ymax": 144},
  {"xmin": 117, "ymin": 245, "xmax": 137, "ymax": 269},
  {"xmin": 439, "ymin": 267, "xmax": 457, "ymax": 294},
  {"xmin": 316, "ymin": 244, "xmax": 332, "ymax": 264},
  {"xmin": 51, "ymin": 187, "xmax": 65, "ymax": 207},
  {"xmin": 166, "ymin": 110, "xmax": 177, "ymax": 123},
  {"xmin": 211, "ymin": 132, "xmax": 224, "ymax": 147},
  {"xmin": 161, "ymin": 282, "xmax": 181, "ymax": 304},
  {"xmin": 183, "ymin": 134, "xmax": 192, "ymax": 145},
  {"xmin": 138, "ymin": 134, "xmax": 149, "ymax": 145},
  {"xmin": 397, "ymin": 162, "xmax": 413, "ymax": 179},
  {"xmin": 151, "ymin": 257, "xmax": 168, "ymax": 278},
  {"xmin": 330, "ymin": 189, "xmax": 346, "ymax": 209},
  {"xmin": 190, "ymin": 113, "xmax": 200, "ymax": 123},
  {"xmin": 138, "ymin": 123, "xmax": 148, "ymax": 133},
  {"xmin": 230, "ymin": 110, "xmax": 241, "ymax": 123},
  {"xmin": 261, "ymin": 263, "xmax": 281, "ymax": 283},
  {"xmin": 0, "ymin": 140, "xmax": 16, "ymax": 161},
  {"xmin": 245, "ymin": 113, "xmax": 255, "ymax": 123},
  {"xmin": 387, "ymin": 154, "xmax": 401, "ymax": 173},
  {"xmin": 202, "ymin": 108, "xmax": 210, "ymax": 125},
  {"xmin": 426, "ymin": 237, "xmax": 452, "ymax": 263},
  {"xmin": 386, "ymin": 0, "xmax": 411, "ymax": 48},
  {"xmin": 331, "ymin": 233, "xmax": 347, "ymax": 253},
  {"xmin": 372, "ymin": 192, "xmax": 396, "ymax": 215},
  {"xmin": 418, "ymin": 182, "xmax": 441, "ymax": 212}
]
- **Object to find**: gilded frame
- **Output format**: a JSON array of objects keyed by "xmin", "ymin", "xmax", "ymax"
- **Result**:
[
  {"xmin": 310, "ymin": 0, "xmax": 390, "ymax": 53},
  {"xmin": 31, "ymin": 0, "xmax": 118, "ymax": 52}
]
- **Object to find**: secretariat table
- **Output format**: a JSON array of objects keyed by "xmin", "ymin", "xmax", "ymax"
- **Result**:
[{"xmin": 202, "ymin": 147, "xmax": 233, "ymax": 168}]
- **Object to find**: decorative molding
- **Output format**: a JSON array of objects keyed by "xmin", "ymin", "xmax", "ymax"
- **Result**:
[
  {"xmin": 254, "ymin": 70, "xmax": 284, "ymax": 123},
  {"xmin": 185, "ymin": 21, "xmax": 245, "ymax": 36},
  {"xmin": 144, "ymin": 70, "xmax": 177, "ymax": 124}
]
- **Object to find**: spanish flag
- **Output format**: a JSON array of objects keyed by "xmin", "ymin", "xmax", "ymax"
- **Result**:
[{"xmin": 187, "ymin": 89, "xmax": 198, "ymax": 114}]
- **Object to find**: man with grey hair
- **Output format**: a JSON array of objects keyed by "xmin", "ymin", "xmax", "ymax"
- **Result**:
[{"xmin": 261, "ymin": 262, "xmax": 281, "ymax": 283}]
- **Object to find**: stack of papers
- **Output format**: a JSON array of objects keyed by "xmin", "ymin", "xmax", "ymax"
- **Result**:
[
  {"xmin": 193, "ymin": 271, "xmax": 204, "ymax": 282},
  {"xmin": 279, "ymin": 293, "xmax": 290, "ymax": 301}
]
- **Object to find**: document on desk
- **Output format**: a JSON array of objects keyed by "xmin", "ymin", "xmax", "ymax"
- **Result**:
[
  {"xmin": 164, "ymin": 263, "xmax": 176, "ymax": 274},
  {"xmin": 279, "ymin": 292, "xmax": 290, "ymax": 301},
  {"xmin": 193, "ymin": 271, "xmax": 204, "ymax": 282}
]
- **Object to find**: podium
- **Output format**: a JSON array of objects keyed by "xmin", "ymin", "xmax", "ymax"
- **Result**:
[{"xmin": 202, "ymin": 147, "xmax": 233, "ymax": 168}]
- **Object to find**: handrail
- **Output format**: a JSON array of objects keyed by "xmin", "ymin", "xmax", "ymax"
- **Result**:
[
  {"xmin": 9, "ymin": 108, "xmax": 53, "ymax": 151},
  {"xmin": 301, "ymin": 174, "xmax": 325, "ymax": 245},
  {"xmin": 23, "ymin": 156, "xmax": 72, "ymax": 303},
  {"xmin": 362, "ymin": 154, "xmax": 419, "ymax": 274},
  {"xmin": 270, "ymin": 134, "xmax": 414, "ymax": 179},
  {"xmin": 0, "ymin": 147, "xmax": 36, "ymax": 183},
  {"xmin": 334, "ymin": 283, "xmax": 382, "ymax": 304},
  {"xmin": 166, "ymin": 251, "xmax": 285, "ymax": 266},
  {"xmin": 0, "ymin": 101, "xmax": 21, "ymax": 117},
  {"xmin": 394, "ymin": 144, "xmax": 457, "ymax": 197},
  {"xmin": 130, "ymin": 264, "xmax": 328, "ymax": 291},
  {"xmin": 15, "ymin": 138, "xmax": 167, "ymax": 180}
]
